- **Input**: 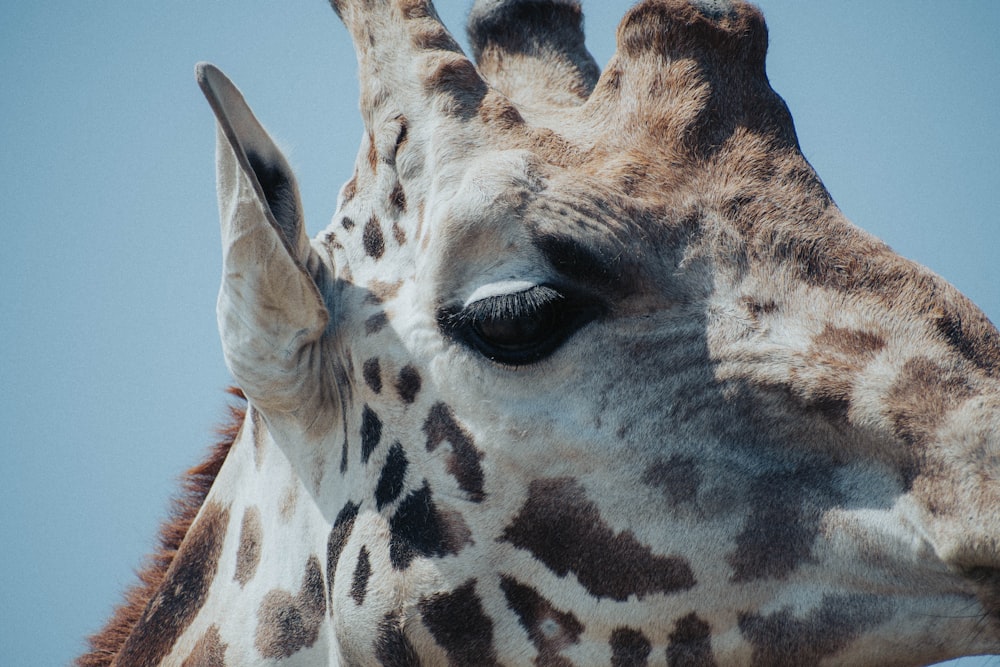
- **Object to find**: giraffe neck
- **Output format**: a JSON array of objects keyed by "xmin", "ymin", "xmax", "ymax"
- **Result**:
[{"xmin": 111, "ymin": 406, "xmax": 336, "ymax": 665}]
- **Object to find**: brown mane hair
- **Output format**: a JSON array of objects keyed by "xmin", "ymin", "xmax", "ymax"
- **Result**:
[{"xmin": 76, "ymin": 388, "xmax": 246, "ymax": 667}]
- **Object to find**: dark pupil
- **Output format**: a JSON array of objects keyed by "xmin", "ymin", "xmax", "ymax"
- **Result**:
[{"xmin": 474, "ymin": 308, "xmax": 553, "ymax": 349}]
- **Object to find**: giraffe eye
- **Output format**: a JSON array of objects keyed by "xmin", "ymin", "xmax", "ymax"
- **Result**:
[{"xmin": 441, "ymin": 285, "xmax": 598, "ymax": 366}]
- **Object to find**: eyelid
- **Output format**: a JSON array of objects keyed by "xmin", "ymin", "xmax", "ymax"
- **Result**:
[
  {"xmin": 454, "ymin": 285, "xmax": 563, "ymax": 326},
  {"xmin": 463, "ymin": 280, "xmax": 543, "ymax": 307}
]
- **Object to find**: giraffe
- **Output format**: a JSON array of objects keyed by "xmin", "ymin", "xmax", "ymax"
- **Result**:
[{"xmin": 79, "ymin": 0, "xmax": 1000, "ymax": 665}]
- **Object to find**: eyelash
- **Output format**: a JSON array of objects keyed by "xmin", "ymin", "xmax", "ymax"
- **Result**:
[
  {"xmin": 448, "ymin": 285, "xmax": 564, "ymax": 328},
  {"xmin": 439, "ymin": 285, "xmax": 598, "ymax": 366}
]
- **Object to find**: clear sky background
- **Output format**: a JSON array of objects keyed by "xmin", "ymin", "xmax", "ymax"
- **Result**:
[{"xmin": 2, "ymin": 1, "xmax": 998, "ymax": 665}]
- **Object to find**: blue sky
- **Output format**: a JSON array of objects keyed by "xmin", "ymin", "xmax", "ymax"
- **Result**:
[{"xmin": 2, "ymin": 1, "xmax": 998, "ymax": 664}]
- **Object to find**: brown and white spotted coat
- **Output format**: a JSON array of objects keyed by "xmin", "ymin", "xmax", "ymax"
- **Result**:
[{"xmin": 80, "ymin": 1, "xmax": 1000, "ymax": 665}]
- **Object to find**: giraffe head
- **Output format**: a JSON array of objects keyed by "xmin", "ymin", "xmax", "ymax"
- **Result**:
[{"xmin": 84, "ymin": 1, "xmax": 1000, "ymax": 664}]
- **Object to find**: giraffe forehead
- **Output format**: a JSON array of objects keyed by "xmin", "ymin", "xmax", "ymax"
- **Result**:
[{"xmin": 427, "ymin": 161, "xmax": 691, "ymax": 293}]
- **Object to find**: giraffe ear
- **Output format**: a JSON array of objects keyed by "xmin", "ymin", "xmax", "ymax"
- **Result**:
[{"xmin": 196, "ymin": 63, "xmax": 329, "ymax": 412}]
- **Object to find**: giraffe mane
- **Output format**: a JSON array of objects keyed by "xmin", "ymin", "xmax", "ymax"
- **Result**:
[{"xmin": 75, "ymin": 388, "xmax": 246, "ymax": 667}]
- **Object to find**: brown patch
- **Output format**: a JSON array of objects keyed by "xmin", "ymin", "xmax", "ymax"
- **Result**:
[
  {"xmin": 500, "ymin": 575, "xmax": 583, "ymax": 667},
  {"xmin": 932, "ymin": 299, "xmax": 1000, "ymax": 376},
  {"xmin": 342, "ymin": 175, "xmax": 358, "ymax": 203},
  {"xmin": 398, "ymin": 0, "xmax": 432, "ymax": 20},
  {"xmin": 351, "ymin": 546, "xmax": 372, "ymax": 605},
  {"xmin": 642, "ymin": 455, "xmax": 702, "ymax": 508},
  {"xmin": 886, "ymin": 357, "xmax": 975, "ymax": 448},
  {"xmin": 395, "ymin": 365, "xmax": 422, "ymax": 404},
  {"xmin": 667, "ymin": 613, "xmax": 717, "ymax": 667},
  {"xmin": 77, "ymin": 389, "xmax": 244, "ymax": 667},
  {"xmin": 477, "ymin": 92, "xmax": 524, "ymax": 130},
  {"xmin": 738, "ymin": 593, "xmax": 891, "ymax": 665},
  {"xmin": 363, "ymin": 357, "xmax": 383, "ymax": 394},
  {"xmin": 390, "ymin": 182, "xmax": 407, "ymax": 213},
  {"xmin": 366, "ymin": 132, "xmax": 378, "ymax": 172},
  {"xmin": 501, "ymin": 477, "xmax": 695, "ymax": 601},
  {"xmin": 366, "ymin": 279, "xmax": 403, "ymax": 303},
  {"xmin": 375, "ymin": 442, "xmax": 408, "ymax": 510},
  {"xmin": 113, "ymin": 502, "xmax": 231, "ymax": 666},
  {"xmin": 234, "ymin": 505, "xmax": 262, "ymax": 587},
  {"xmin": 419, "ymin": 579, "xmax": 499, "ymax": 667},
  {"xmin": 727, "ymin": 464, "xmax": 839, "ymax": 583},
  {"xmin": 813, "ymin": 324, "xmax": 885, "ymax": 360},
  {"xmin": 411, "ymin": 23, "xmax": 460, "ymax": 52},
  {"xmin": 182, "ymin": 625, "xmax": 226, "ymax": 666},
  {"xmin": 609, "ymin": 627, "xmax": 651, "ymax": 667},
  {"xmin": 327, "ymin": 501, "xmax": 360, "ymax": 604},
  {"xmin": 366, "ymin": 311, "xmax": 389, "ymax": 335},
  {"xmin": 361, "ymin": 404, "xmax": 383, "ymax": 464},
  {"xmin": 255, "ymin": 555, "xmax": 327, "ymax": 659},
  {"xmin": 394, "ymin": 117, "xmax": 409, "ymax": 153},
  {"xmin": 250, "ymin": 404, "xmax": 265, "ymax": 470},
  {"xmin": 341, "ymin": 215, "xmax": 356, "ymax": 230},
  {"xmin": 794, "ymin": 324, "xmax": 887, "ymax": 421},
  {"xmin": 323, "ymin": 230, "xmax": 342, "ymax": 253},
  {"xmin": 375, "ymin": 612, "xmax": 423, "ymax": 666},
  {"xmin": 364, "ymin": 215, "xmax": 386, "ymax": 259},
  {"xmin": 392, "ymin": 220, "xmax": 407, "ymax": 246},
  {"xmin": 422, "ymin": 55, "xmax": 488, "ymax": 119},
  {"xmin": 389, "ymin": 481, "xmax": 472, "ymax": 569},
  {"xmin": 423, "ymin": 402, "xmax": 486, "ymax": 502}
]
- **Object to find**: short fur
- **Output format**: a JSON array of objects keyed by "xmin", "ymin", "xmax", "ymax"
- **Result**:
[{"xmin": 82, "ymin": 1, "xmax": 1000, "ymax": 664}]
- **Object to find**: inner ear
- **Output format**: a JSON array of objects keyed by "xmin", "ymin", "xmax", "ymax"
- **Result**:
[
  {"xmin": 245, "ymin": 149, "xmax": 299, "ymax": 247},
  {"xmin": 197, "ymin": 62, "xmax": 308, "ymax": 258}
]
